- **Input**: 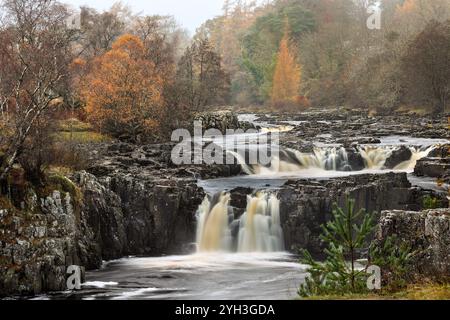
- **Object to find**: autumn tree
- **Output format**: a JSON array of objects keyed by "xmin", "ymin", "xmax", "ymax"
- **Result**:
[
  {"xmin": 241, "ymin": 1, "xmax": 315, "ymax": 104},
  {"xmin": 81, "ymin": 34, "xmax": 164, "ymax": 142},
  {"xmin": 271, "ymin": 28, "xmax": 302, "ymax": 109},
  {"xmin": 78, "ymin": 3, "xmax": 129, "ymax": 57},
  {"xmin": 174, "ymin": 38, "xmax": 230, "ymax": 111},
  {"xmin": 0, "ymin": 0, "xmax": 76, "ymax": 182},
  {"xmin": 402, "ymin": 20, "xmax": 450, "ymax": 114},
  {"xmin": 130, "ymin": 15, "xmax": 189, "ymax": 134}
]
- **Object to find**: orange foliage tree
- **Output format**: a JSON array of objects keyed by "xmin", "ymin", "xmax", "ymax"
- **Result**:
[
  {"xmin": 81, "ymin": 34, "xmax": 164, "ymax": 142},
  {"xmin": 271, "ymin": 29, "xmax": 303, "ymax": 109},
  {"xmin": 397, "ymin": 0, "xmax": 417, "ymax": 13}
]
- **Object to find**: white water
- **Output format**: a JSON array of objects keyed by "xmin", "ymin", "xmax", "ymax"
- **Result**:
[
  {"xmin": 46, "ymin": 253, "xmax": 305, "ymax": 300},
  {"xmin": 196, "ymin": 192, "xmax": 284, "ymax": 253},
  {"xmin": 238, "ymin": 193, "xmax": 284, "ymax": 252},
  {"xmin": 196, "ymin": 193, "xmax": 233, "ymax": 252},
  {"xmin": 231, "ymin": 145, "xmax": 437, "ymax": 175}
]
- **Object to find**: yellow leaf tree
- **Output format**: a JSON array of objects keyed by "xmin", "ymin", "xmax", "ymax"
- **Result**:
[
  {"xmin": 271, "ymin": 28, "xmax": 302, "ymax": 108},
  {"xmin": 81, "ymin": 34, "xmax": 164, "ymax": 142}
]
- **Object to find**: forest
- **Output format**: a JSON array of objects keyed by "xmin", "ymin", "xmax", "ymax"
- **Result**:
[{"xmin": 1, "ymin": 1, "xmax": 449, "ymax": 178}]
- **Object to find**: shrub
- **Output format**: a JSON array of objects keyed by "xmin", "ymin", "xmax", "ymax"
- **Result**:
[{"xmin": 299, "ymin": 197, "xmax": 375, "ymax": 297}]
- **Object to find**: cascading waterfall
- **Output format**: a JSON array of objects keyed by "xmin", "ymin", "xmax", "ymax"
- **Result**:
[
  {"xmin": 229, "ymin": 145, "xmax": 435, "ymax": 174},
  {"xmin": 196, "ymin": 192, "xmax": 233, "ymax": 252},
  {"xmin": 238, "ymin": 193, "xmax": 284, "ymax": 252},
  {"xmin": 293, "ymin": 147, "xmax": 351, "ymax": 171},
  {"xmin": 196, "ymin": 192, "xmax": 284, "ymax": 253},
  {"xmin": 359, "ymin": 146, "xmax": 392, "ymax": 169},
  {"xmin": 393, "ymin": 146, "xmax": 436, "ymax": 171}
]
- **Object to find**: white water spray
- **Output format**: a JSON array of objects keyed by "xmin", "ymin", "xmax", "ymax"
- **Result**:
[{"xmin": 229, "ymin": 145, "xmax": 436, "ymax": 175}]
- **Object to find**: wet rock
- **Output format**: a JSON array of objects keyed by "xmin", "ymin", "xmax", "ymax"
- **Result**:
[
  {"xmin": 375, "ymin": 208, "xmax": 450, "ymax": 281},
  {"xmin": 346, "ymin": 149, "xmax": 366, "ymax": 171},
  {"xmin": 415, "ymin": 157, "xmax": 450, "ymax": 178},
  {"xmin": 278, "ymin": 173, "xmax": 447, "ymax": 257},
  {"xmin": 428, "ymin": 144, "xmax": 450, "ymax": 158},
  {"xmin": 229, "ymin": 187, "xmax": 254, "ymax": 217},
  {"xmin": 194, "ymin": 111, "xmax": 241, "ymax": 134},
  {"xmin": 384, "ymin": 146, "xmax": 412, "ymax": 169}
]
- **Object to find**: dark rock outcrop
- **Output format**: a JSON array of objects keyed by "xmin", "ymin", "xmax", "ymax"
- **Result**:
[
  {"xmin": 384, "ymin": 146, "xmax": 412, "ymax": 169},
  {"xmin": 101, "ymin": 173, "xmax": 204, "ymax": 255},
  {"xmin": 277, "ymin": 173, "xmax": 448, "ymax": 256},
  {"xmin": 415, "ymin": 157, "xmax": 450, "ymax": 179},
  {"xmin": 414, "ymin": 144, "xmax": 450, "ymax": 186},
  {"xmin": 0, "ymin": 187, "xmax": 93, "ymax": 296},
  {"xmin": 346, "ymin": 148, "xmax": 366, "ymax": 171},
  {"xmin": 72, "ymin": 172, "xmax": 125, "ymax": 261},
  {"xmin": 375, "ymin": 208, "xmax": 450, "ymax": 282},
  {"xmin": 194, "ymin": 111, "xmax": 241, "ymax": 134},
  {"xmin": 428, "ymin": 144, "xmax": 450, "ymax": 158}
]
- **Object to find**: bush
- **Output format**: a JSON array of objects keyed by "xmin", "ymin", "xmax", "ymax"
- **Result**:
[
  {"xmin": 298, "ymin": 196, "xmax": 415, "ymax": 298},
  {"xmin": 369, "ymin": 236, "xmax": 415, "ymax": 292},
  {"xmin": 422, "ymin": 195, "xmax": 442, "ymax": 209}
]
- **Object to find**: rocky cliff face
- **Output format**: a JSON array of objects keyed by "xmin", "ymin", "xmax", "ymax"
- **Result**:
[
  {"xmin": 376, "ymin": 208, "xmax": 450, "ymax": 282},
  {"xmin": 415, "ymin": 144, "xmax": 450, "ymax": 184},
  {"xmin": 276, "ymin": 173, "xmax": 447, "ymax": 256},
  {"xmin": 0, "ymin": 140, "xmax": 212, "ymax": 296},
  {"xmin": 0, "ymin": 185, "xmax": 96, "ymax": 295}
]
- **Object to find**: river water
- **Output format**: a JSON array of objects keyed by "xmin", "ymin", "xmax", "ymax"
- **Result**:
[{"xmin": 36, "ymin": 253, "xmax": 305, "ymax": 300}]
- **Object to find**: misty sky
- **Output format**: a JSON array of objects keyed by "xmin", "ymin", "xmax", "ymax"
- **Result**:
[{"xmin": 63, "ymin": 0, "xmax": 225, "ymax": 34}]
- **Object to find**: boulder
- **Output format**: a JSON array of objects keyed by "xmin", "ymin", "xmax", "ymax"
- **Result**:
[
  {"xmin": 375, "ymin": 209, "xmax": 450, "ymax": 282},
  {"xmin": 346, "ymin": 148, "xmax": 366, "ymax": 171},
  {"xmin": 194, "ymin": 111, "xmax": 241, "ymax": 134},
  {"xmin": 415, "ymin": 157, "xmax": 450, "ymax": 178},
  {"xmin": 384, "ymin": 146, "xmax": 413, "ymax": 169}
]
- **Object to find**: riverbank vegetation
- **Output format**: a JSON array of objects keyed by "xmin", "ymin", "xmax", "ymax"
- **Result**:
[
  {"xmin": 305, "ymin": 283, "xmax": 450, "ymax": 300},
  {"xmin": 0, "ymin": 0, "xmax": 230, "ymax": 185},
  {"xmin": 299, "ymin": 198, "xmax": 449, "ymax": 300}
]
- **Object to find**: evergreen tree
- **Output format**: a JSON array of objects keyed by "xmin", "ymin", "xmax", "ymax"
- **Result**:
[{"xmin": 299, "ymin": 197, "xmax": 375, "ymax": 297}]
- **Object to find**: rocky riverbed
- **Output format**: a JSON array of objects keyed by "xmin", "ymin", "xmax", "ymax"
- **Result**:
[{"xmin": 1, "ymin": 109, "xmax": 449, "ymax": 298}]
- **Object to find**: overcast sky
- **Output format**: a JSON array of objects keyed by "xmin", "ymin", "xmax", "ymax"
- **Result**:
[{"xmin": 63, "ymin": 0, "xmax": 225, "ymax": 34}]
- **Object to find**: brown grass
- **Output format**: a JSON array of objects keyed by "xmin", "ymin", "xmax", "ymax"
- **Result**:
[{"xmin": 304, "ymin": 283, "xmax": 450, "ymax": 300}]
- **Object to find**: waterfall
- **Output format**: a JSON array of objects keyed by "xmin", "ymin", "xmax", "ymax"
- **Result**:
[
  {"xmin": 196, "ymin": 192, "xmax": 233, "ymax": 252},
  {"xmin": 228, "ymin": 145, "xmax": 435, "ymax": 174},
  {"xmin": 238, "ymin": 193, "xmax": 284, "ymax": 252},
  {"xmin": 359, "ymin": 146, "xmax": 392, "ymax": 169},
  {"xmin": 394, "ymin": 146, "xmax": 435, "ymax": 171},
  {"xmin": 196, "ymin": 192, "xmax": 284, "ymax": 253}
]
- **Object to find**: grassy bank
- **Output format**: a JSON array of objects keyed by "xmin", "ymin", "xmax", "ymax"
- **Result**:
[{"xmin": 305, "ymin": 283, "xmax": 450, "ymax": 300}]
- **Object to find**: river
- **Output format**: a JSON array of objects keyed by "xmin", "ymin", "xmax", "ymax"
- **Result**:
[{"xmin": 33, "ymin": 114, "xmax": 448, "ymax": 300}]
